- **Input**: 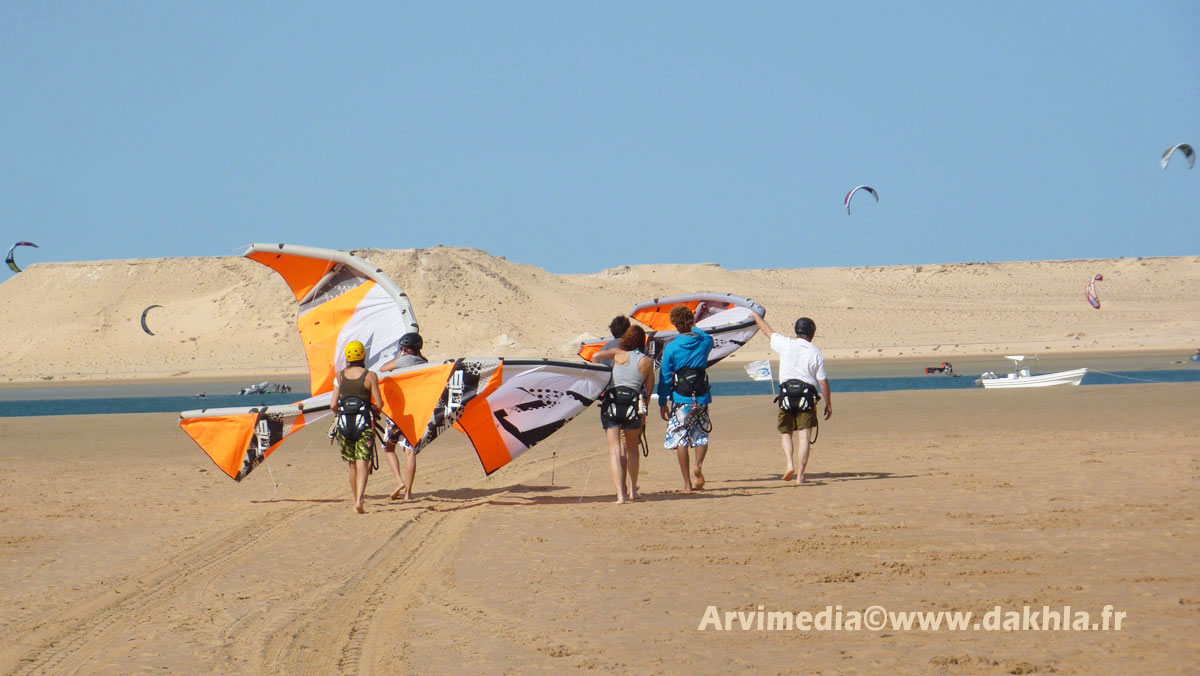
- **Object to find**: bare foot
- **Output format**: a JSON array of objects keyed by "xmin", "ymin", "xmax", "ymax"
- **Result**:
[
  {"xmin": 389, "ymin": 486, "xmax": 405, "ymax": 501},
  {"xmin": 629, "ymin": 487, "xmax": 641, "ymax": 500},
  {"xmin": 354, "ymin": 502, "xmax": 365, "ymax": 514},
  {"xmin": 693, "ymin": 468, "xmax": 705, "ymax": 490},
  {"xmin": 783, "ymin": 469, "xmax": 796, "ymax": 481},
  {"xmin": 795, "ymin": 476, "xmax": 809, "ymax": 486},
  {"xmin": 615, "ymin": 495, "xmax": 626, "ymax": 504}
]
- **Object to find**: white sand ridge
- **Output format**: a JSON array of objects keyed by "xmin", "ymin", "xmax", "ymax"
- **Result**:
[{"xmin": 0, "ymin": 248, "xmax": 1196, "ymax": 382}]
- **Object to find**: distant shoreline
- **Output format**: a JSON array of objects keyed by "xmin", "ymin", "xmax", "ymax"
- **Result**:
[
  {"xmin": 1, "ymin": 348, "xmax": 1192, "ymax": 391},
  {"xmin": 3, "ymin": 250, "xmax": 1196, "ymax": 385}
]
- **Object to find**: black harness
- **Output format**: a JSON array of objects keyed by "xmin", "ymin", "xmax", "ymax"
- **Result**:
[
  {"xmin": 336, "ymin": 395, "xmax": 374, "ymax": 442},
  {"xmin": 774, "ymin": 378, "xmax": 820, "ymax": 444},
  {"xmin": 672, "ymin": 366, "xmax": 709, "ymax": 399},
  {"xmin": 601, "ymin": 386, "xmax": 642, "ymax": 425},
  {"xmin": 775, "ymin": 379, "xmax": 819, "ymax": 412}
]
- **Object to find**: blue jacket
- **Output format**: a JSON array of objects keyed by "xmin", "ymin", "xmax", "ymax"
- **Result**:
[{"xmin": 657, "ymin": 328, "xmax": 715, "ymax": 405}]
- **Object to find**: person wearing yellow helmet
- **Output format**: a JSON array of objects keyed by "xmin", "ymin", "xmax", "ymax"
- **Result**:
[{"xmin": 330, "ymin": 340, "xmax": 384, "ymax": 514}]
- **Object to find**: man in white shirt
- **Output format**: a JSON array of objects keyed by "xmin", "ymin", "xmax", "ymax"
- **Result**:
[{"xmin": 752, "ymin": 312, "xmax": 832, "ymax": 485}]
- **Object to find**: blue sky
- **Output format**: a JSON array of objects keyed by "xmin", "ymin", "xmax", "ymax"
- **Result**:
[{"xmin": 2, "ymin": 2, "xmax": 1197, "ymax": 274}]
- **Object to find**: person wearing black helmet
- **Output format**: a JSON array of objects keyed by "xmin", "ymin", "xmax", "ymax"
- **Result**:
[
  {"xmin": 752, "ymin": 312, "xmax": 832, "ymax": 486},
  {"xmin": 379, "ymin": 332, "xmax": 428, "ymax": 500}
]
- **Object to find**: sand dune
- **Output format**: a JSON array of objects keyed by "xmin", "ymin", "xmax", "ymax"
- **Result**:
[{"xmin": 0, "ymin": 248, "xmax": 1196, "ymax": 382}]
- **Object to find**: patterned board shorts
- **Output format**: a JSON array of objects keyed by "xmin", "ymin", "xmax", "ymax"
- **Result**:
[
  {"xmin": 384, "ymin": 420, "xmax": 417, "ymax": 454},
  {"xmin": 339, "ymin": 429, "xmax": 375, "ymax": 463},
  {"xmin": 664, "ymin": 403, "xmax": 710, "ymax": 449}
]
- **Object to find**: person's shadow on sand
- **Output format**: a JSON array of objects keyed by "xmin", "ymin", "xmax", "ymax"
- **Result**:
[
  {"xmin": 738, "ymin": 470, "xmax": 917, "ymax": 485},
  {"xmin": 392, "ymin": 483, "xmax": 754, "ymax": 509},
  {"xmin": 252, "ymin": 472, "xmax": 918, "ymax": 508}
]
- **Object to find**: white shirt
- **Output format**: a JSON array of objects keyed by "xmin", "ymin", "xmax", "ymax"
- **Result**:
[{"xmin": 770, "ymin": 333, "xmax": 827, "ymax": 386}]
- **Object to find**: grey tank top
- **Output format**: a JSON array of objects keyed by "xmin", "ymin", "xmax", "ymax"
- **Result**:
[{"xmin": 611, "ymin": 350, "xmax": 647, "ymax": 390}]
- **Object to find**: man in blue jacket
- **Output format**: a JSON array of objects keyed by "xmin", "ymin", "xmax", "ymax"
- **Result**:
[{"xmin": 657, "ymin": 305, "xmax": 715, "ymax": 493}]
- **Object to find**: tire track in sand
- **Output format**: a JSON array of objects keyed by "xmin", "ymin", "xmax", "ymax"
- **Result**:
[
  {"xmin": 256, "ymin": 444, "xmax": 599, "ymax": 675},
  {"xmin": 257, "ymin": 507, "xmax": 477, "ymax": 675},
  {"xmin": 7, "ymin": 497, "xmax": 331, "ymax": 676}
]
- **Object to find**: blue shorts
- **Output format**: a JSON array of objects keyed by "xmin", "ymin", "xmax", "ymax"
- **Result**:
[{"xmin": 601, "ymin": 411, "xmax": 642, "ymax": 431}]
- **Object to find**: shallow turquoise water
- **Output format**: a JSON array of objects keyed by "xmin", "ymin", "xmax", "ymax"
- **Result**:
[{"xmin": 1, "ymin": 369, "xmax": 1196, "ymax": 418}]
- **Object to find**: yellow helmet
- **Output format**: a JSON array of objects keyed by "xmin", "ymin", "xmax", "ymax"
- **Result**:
[{"xmin": 345, "ymin": 340, "xmax": 366, "ymax": 362}]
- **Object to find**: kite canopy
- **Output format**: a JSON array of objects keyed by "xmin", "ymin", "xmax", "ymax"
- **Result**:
[
  {"xmin": 1161, "ymin": 143, "xmax": 1194, "ymax": 170},
  {"xmin": 181, "ymin": 243, "xmax": 613, "ymax": 482},
  {"xmin": 180, "ymin": 358, "xmax": 611, "ymax": 480},
  {"xmin": 245, "ymin": 243, "xmax": 419, "ymax": 397},
  {"xmin": 579, "ymin": 292, "xmax": 765, "ymax": 367},
  {"xmin": 6, "ymin": 241, "xmax": 38, "ymax": 273},
  {"xmin": 844, "ymin": 185, "xmax": 878, "ymax": 214},
  {"xmin": 1085, "ymin": 273, "xmax": 1103, "ymax": 310},
  {"xmin": 140, "ymin": 304, "xmax": 163, "ymax": 335}
]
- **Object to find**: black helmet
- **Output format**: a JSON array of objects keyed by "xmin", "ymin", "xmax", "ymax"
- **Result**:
[
  {"xmin": 398, "ymin": 332, "xmax": 423, "ymax": 350},
  {"xmin": 794, "ymin": 317, "xmax": 816, "ymax": 338}
]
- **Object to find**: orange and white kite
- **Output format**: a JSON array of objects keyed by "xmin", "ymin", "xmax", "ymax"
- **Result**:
[
  {"xmin": 579, "ymin": 292, "xmax": 765, "ymax": 367},
  {"xmin": 181, "ymin": 244, "xmax": 611, "ymax": 481}
]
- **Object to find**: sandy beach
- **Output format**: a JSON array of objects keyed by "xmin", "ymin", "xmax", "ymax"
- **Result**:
[
  {"xmin": 2, "ymin": 382, "xmax": 1197, "ymax": 674},
  {"xmin": 1, "ymin": 250, "xmax": 1197, "ymax": 673},
  {"xmin": 5, "ymin": 1, "xmax": 1198, "ymax": 672}
]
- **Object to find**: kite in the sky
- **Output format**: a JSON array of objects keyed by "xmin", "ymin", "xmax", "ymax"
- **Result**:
[
  {"xmin": 1085, "ymin": 274, "xmax": 1103, "ymax": 309},
  {"xmin": 6, "ymin": 241, "xmax": 38, "ymax": 273},
  {"xmin": 1161, "ymin": 143, "xmax": 1194, "ymax": 170},
  {"xmin": 140, "ymin": 305, "xmax": 164, "ymax": 335},
  {"xmin": 844, "ymin": 185, "xmax": 878, "ymax": 214},
  {"xmin": 180, "ymin": 243, "xmax": 611, "ymax": 481}
]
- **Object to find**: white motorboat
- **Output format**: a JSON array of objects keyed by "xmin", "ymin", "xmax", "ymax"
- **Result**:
[
  {"xmin": 239, "ymin": 380, "xmax": 271, "ymax": 395},
  {"xmin": 975, "ymin": 356, "xmax": 1088, "ymax": 389}
]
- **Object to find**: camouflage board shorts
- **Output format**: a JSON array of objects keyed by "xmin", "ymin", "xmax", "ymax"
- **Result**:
[{"xmin": 339, "ymin": 429, "xmax": 375, "ymax": 463}]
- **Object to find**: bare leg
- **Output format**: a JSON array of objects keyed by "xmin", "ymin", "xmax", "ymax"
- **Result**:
[
  {"xmin": 623, "ymin": 428, "xmax": 641, "ymax": 499},
  {"xmin": 607, "ymin": 427, "xmax": 627, "ymax": 503},
  {"xmin": 347, "ymin": 461, "xmax": 357, "ymax": 505},
  {"xmin": 354, "ymin": 458, "xmax": 370, "ymax": 512},
  {"xmin": 781, "ymin": 432, "xmax": 796, "ymax": 480},
  {"xmin": 795, "ymin": 429, "xmax": 812, "ymax": 485},
  {"xmin": 676, "ymin": 446, "xmax": 693, "ymax": 493},
  {"xmin": 384, "ymin": 441, "xmax": 405, "ymax": 500},
  {"xmin": 403, "ymin": 449, "xmax": 417, "ymax": 500},
  {"xmin": 692, "ymin": 444, "xmax": 708, "ymax": 489}
]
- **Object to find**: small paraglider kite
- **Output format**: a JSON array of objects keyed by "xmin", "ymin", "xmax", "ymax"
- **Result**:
[
  {"xmin": 141, "ymin": 304, "xmax": 164, "ymax": 335},
  {"xmin": 844, "ymin": 185, "xmax": 878, "ymax": 214},
  {"xmin": 6, "ymin": 241, "xmax": 38, "ymax": 273},
  {"xmin": 1161, "ymin": 143, "xmax": 1194, "ymax": 170},
  {"xmin": 1085, "ymin": 274, "xmax": 1103, "ymax": 309}
]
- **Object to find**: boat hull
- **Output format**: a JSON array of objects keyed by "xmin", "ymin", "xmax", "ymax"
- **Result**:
[{"xmin": 977, "ymin": 368, "xmax": 1088, "ymax": 389}]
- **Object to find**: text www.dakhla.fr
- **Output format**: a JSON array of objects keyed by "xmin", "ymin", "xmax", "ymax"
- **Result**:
[{"xmin": 698, "ymin": 605, "xmax": 1127, "ymax": 632}]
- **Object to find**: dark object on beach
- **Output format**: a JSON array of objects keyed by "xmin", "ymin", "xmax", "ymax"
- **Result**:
[{"xmin": 924, "ymin": 362, "xmax": 955, "ymax": 375}]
